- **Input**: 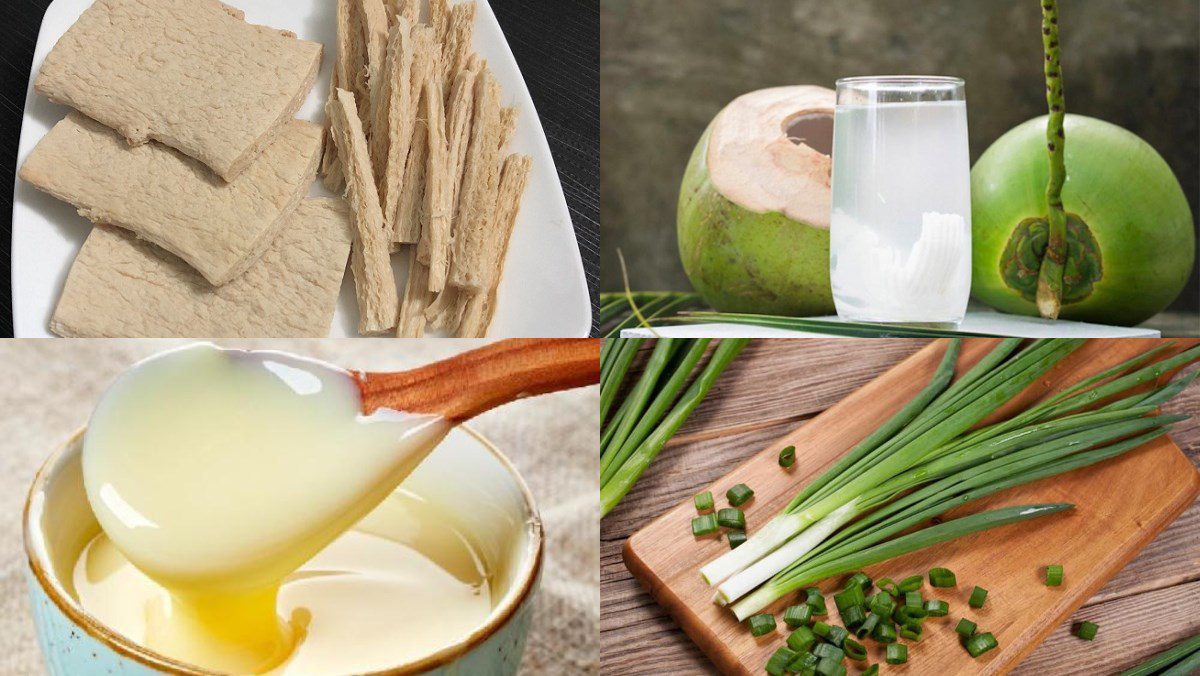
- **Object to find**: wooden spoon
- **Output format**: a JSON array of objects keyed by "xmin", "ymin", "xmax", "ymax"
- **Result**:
[{"xmin": 353, "ymin": 338, "xmax": 600, "ymax": 421}]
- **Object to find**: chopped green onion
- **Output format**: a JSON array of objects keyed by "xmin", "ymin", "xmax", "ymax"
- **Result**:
[
  {"xmin": 956, "ymin": 618, "xmax": 977, "ymax": 637},
  {"xmin": 813, "ymin": 643, "xmax": 844, "ymax": 662},
  {"xmin": 727, "ymin": 483, "xmax": 754, "ymax": 506},
  {"xmin": 886, "ymin": 643, "xmax": 908, "ymax": 665},
  {"xmin": 966, "ymin": 632, "xmax": 998, "ymax": 658},
  {"xmin": 691, "ymin": 514, "xmax": 718, "ymax": 537},
  {"xmin": 786, "ymin": 625, "xmax": 817, "ymax": 652},
  {"xmin": 815, "ymin": 656, "xmax": 845, "ymax": 676},
  {"xmin": 783, "ymin": 604, "xmax": 813, "ymax": 628},
  {"xmin": 897, "ymin": 575, "xmax": 923, "ymax": 593},
  {"xmin": 826, "ymin": 625, "xmax": 850, "ymax": 647},
  {"xmin": 779, "ymin": 445, "xmax": 797, "ymax": 468},
  {"xmin": 812, "ymin": 621, "xmax": 833, "ymax": 639},
  {"xmin": 905, "ymin": 591, "xmax": 923, "ymax": 608},
  {"xmin": 1046, "ymin": 564, "xmax": 1064, "ymax": 586},
  {"xmin": 787, "ymin": 650, "xmax": 819, "ymax": 673},
  {"xmin": 899, "ymin": 623, "xmax": 923, "ymax": 642},
  {"xmin": 876, "ymin": 577, "xmax": 897, "ymax": 594},
  {"xmin": 856, "ymin": 613, "xmax": 881, "ymax": 639},
  {"xmin": 846, "ymin": 572, "xmax": 873, "ymax": 593},
  {"xmin": 1074, "ymin": 621, "xmax": 1098, "ymax": 641},
  {"xmin": 841, "ymin": 605, "xmax": 866, "ymax": 629},
  {"xmin": 765, "ymin": 647, "xmax": 797, "ymax": 676},
  {"xmin": 727, "ymin": 530, "xmax": 747, "ymax": 549},
  {"xmin": 694, "ymin": 491, "xmax": 714, "ymax": 512},
  {"xmin": 968, "ymin": 586, "xmax": 988, "ymax": 609},
  {"xmin": 869, "ymin": 593, "xmax": 896, "ymax": 618},
  {"xmin": 717, "ymin": 508, "xmax": 745, "ymax": 530},
  {"xmin": 929, "ymin": 567, "xmax": 957, "ymax": 588},
  {"xmin": 804, "ymin": 588, "xmax": 827, "ymax": 615},
  {"xmin": 748, "ymin": 613, "xmax": 776, "ymax": 636},
  {"xmin": 862, "ymin": 666, "xmax": 879, "ymax": 676},
  {"xmin": 834, "ymin": 585, "xmax": 865, "ymax": 613},
  {"xmin": 844, "ymin": 638, "xmax": 868, "ymax": 661},
  {"xmin": 895, "ymin": 604, "xmax": 927, "ymax": 623},
  {"xmin": 872, "ymin": 621, "xmax": 897, "ymax": 644},
  {"xmin": 924, "ymin": 599, "xmax": 949, "ymax": 617}
]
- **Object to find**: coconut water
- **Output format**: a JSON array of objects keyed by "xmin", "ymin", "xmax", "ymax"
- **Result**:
[{"xmin": 830, "ymin": 100, "xmax": 972, "ymax": 323}]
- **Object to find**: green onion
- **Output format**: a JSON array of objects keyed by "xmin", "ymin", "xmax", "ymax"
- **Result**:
[
  {"xmin": 601, "ymin": 338, "xmax": 747, "ymax": 517},
  {"xmin": 845, "ymin": 571, "xmax": 873, "ymax": 593},
  {"xmin": 929, "ymin": 567, "xmax": 957, "ymax": 587},
  {"xmin": 897, "ymin": 575, "xmax": 924, "ymax": 593},
  {"xmin": 1119, "ymin": 633, "xmax": 1200, "ymax": 676},
  {"xmin": 844, "ymin": 638, "xmax": 868, "ymax": 661},
  {"xmin": 966, "ymin": 632, "xmax": 998, "ymax": 658},
  {"xmin": 856, "ymin": 613, "xmax": 881, "ymax": 639},
  {"xmin": 728, "ymin": 530, "xmax": 747, "ymax": 549},
  {"xmin": 924, "ymin": 599, "xmax": 949, "ymax": 617},
  {"xmin": 969, "ymin": 586, "xmax": 988, "ymax": 609},
  {"xmin": 812, "ymin": 621, "xmax": 833, "ymax": 639},
  {"xmin": 896, "ymin": 604, "xmax": 926, "ymax": 623},
  {"xmin": 826, "ymin": 625, "xmax": 850, "ymax": 648},
  {"xmin": 872, "ymin": 621, "xmax": 897, "ymax": 644},
  {"xmin": 694, "ymin": 491, "xmax": 713, "ymax": 512},
  {"xmin": 862, "ymin": 665, "xmax": 879, "ymax": 676},
  {"xmin": 805, "ymin": 588, "xmax": 827, "ymax": 615},
  {"xmin": 788, "ymin": 650, "xmax": 820, "ymax": 673},
  {"xmin": 717, "ymin": 508, "xmax": 745, "ymax": 530},
  {"xmin": 780, "ymin": 445, "xmax": 797, "ymax": 468},
  {"xmin": 869, "ymin": 592, "xmax": 896, "ymax": 618},
  {"xmin": 899, "ymin": 623, "xmax": 923, "ymax": 642},
  {"xmin": 956, "ymin": 618, "xmax": 977, "ymax": 637},
  {"xmin": 834, "ymin": 585, "xmax": 865, "ymax": 613},
  {"xmin": 765, "ymin": 647, "xmax": 797, "ymax": 676},
  {"xmin": 748, "ymin": 613, "xmax": 776, "ymax": 636},
  {"xmin": 876, "ymin": 577, "xmax": 897, "ymax": 594},
  {"xmin": 691, "ymin": 514, "xmax": 718, "ymax": 537},
  {"xmin": 783, "ymin": 605, "xmax": 813, "ymax": 628},
  {"xmin": 812, "ymin": 643, "xmax": 844, "ymax": 662},
  {"xmin": 786, "ymin": 625, "xmax": 817, "ymax": 651},
  {"xmin": 905, "ymin": 590, "xmax": 923, "ymax": 608},
  {"xmin": 886, "ymin": 644, "xmax": 908, "ymax": 664},
  {"xmin": 727, "ymin": 483, "xmax": 755, "ymax": 506},
  {"xmin": 815, "ymin": 656, "xmax": 845, "ymax": 676},
  {"xmin": 1046, "ymin": 564, "xmax": 1064, "ymax": 586},
  {"xmin": 840, "ymin": 605, "xmax": 866, "ymax": 629},
  {"xmin": 1074, "ymin": 621, "xmax": 1098, "ymax": 641}
]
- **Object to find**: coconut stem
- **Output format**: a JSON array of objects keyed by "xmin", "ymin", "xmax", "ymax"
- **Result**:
[{"xmin": 1035, "ymin": 0, "xmax": 1068, "ymax": 319}]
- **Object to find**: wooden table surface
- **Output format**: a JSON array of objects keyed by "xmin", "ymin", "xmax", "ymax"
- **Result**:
[{"xmin": 600, "ymin": 339, "xmax": 1200, "ymax": 675}]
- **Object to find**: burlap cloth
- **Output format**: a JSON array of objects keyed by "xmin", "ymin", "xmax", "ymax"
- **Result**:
[{"xmin": 0, "ymin": 339, "xmax": 599, "ymax": 675}]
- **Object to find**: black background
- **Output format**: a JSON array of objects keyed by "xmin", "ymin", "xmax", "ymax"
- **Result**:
[{"xmin": 0, "ymin": 0, "xmax": 599, "ymax": 338}]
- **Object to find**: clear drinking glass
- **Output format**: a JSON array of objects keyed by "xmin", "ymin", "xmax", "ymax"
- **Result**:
[{"xmin": 829, "ymin": 76, "xmax": 971, "ymax": 325}]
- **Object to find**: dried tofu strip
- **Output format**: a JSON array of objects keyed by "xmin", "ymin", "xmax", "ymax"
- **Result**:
[
  {"xmin": 498, "ymin": 107, "xmax": 518, "ymax": 150},
  {"xmin": 417, "ymin": 77, "xmax": 451, "ymax": 292},
  {"xmin": 360, "ymin": 0, "xmax": 390, "ymax": 136},
  {"xmin": 396, "ymin": 0, "xmax": 419, "ymax": 25},
  {"xmin": 321, "ymin": 67, "xmax": 346, "ymax": 192},
  {"xmin": 396, "ymin": 248, "xmax": 433, "ymax": 337},
  {"xmin": 449, "ymin": 69, "xmax": 502, "ymax": 291},
  {"xmin": 327, "ymin": 88, "xmax": 398, "ymax": 334},
  {"xmin": 369, "ymin": 17, "xmax": 412, "ymax": 190},
  {"xmin": 386, "ymin": 26, "xmax": 436, "ymax": 241},
  {"xmin": 442, "ymin": 4, "xmax": 477, "ymax": 90},
  {"xmin": 430, "ymin": 0, "xmax": 451, "ymax": 45},
  {"xmin": 423, "ymin": 287, "xmax": 464, "ymax": 332},
  {"xmin": 457, "ymin": 154, "xmax": 532, "ymax": 337},
  {"xmin": 445, "ymin": 63, "xmax": 480, "ymax": 221},
  {"xmin": 393, "ymin": 88, "xmax": 429, "ymax": 245}
]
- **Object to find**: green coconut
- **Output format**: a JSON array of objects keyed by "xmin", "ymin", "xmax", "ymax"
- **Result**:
[
  {"xmin": 677, "ymin": 86, "xmax": 837, "ymax": 316},
  {"xmin": 971, "ymin": 0, "xmax": 1194, "ymax": 327},
  {"xmin": 972, "ymin": 115, "xmax": 1194, "ymax": 326}
]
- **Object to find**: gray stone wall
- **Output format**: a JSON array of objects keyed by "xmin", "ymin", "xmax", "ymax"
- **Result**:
[{"xmin": 600, "ymin": 0, "xmax": 1199, "ymax": 313}]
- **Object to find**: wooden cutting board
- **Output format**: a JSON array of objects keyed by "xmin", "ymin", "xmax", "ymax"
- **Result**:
[{"xmin": 623, "ymin": 338, "xmax": 1200, "ymax": 675}]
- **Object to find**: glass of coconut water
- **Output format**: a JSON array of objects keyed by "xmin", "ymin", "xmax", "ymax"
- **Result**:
[{"xmin": 830, "ymin": 76, "xmax": 971, "ymax": 325}]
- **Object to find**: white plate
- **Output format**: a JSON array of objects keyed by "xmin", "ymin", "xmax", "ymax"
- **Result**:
[{"xmin": 10, "ymin": 0, "xmax": 591, "ymax": 338}]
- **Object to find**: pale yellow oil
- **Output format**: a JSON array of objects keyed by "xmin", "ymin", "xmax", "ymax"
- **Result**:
[{"xmin": 73, "ymin": 344, "xmax": 492, "ymax": 674}]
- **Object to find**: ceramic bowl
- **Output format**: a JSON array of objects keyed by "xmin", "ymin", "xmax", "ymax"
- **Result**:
[{"xmin": 23, "ymin": 427, "xmax": 543, "ymax": 675}]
